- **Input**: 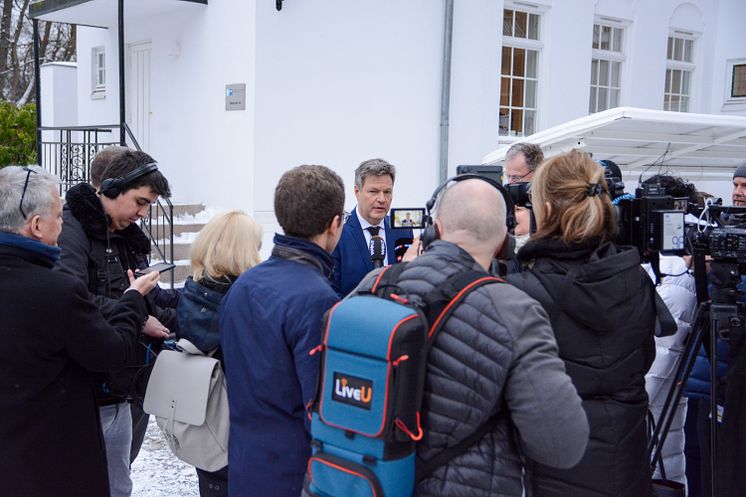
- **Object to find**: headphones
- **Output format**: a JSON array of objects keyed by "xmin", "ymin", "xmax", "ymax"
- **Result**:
[
  {"xmin": 100, "ymin": 162, "xmax": 159, "ymax": 199},
  {"xmin": 421, "ymin": 173, "xmax": 517, "ymax": 259}
]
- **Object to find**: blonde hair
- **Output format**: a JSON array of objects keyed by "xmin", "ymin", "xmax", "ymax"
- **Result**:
[
  {"xmin": 190, "ymin": 210, "xmax": 262, "ymax": 281},
  {"xmin": 531, "ymin": 150, "xmax": 616, "ymax": 243}
]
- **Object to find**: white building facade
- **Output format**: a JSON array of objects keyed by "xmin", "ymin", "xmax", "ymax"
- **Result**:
[{"xmin": 32, "ymin": 0, "xmax": 746, "ymax": 229}]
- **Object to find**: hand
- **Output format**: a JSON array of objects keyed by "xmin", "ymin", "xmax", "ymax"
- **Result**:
[
  {"xmin": 402, "ymin": 237, "xmax": 422, "ymax": 262},
  {"xmin": 127, "ymin": 269, "xmax": 159, "ymax": 296},
  {"xmin": 142, "ymin": 315, "xmax": 170, "ymax": 339}
]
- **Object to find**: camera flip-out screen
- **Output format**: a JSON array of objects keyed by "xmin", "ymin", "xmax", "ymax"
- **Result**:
[
  {"xmin": 391, "ymin": 208, "xmax": 426, "ymax": 229},
  {"xmin": 657, "ymin": 211, "xmax": 686, "ymax": 253}
]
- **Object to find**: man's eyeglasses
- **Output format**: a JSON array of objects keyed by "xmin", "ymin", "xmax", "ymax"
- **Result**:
[
  {"xmin": 507, "ymin": 171, "xmax": 531, "ymax": 183},
  {"xmin": 19, "ymin": 167, "xmax": 38, "ymax": 220}
]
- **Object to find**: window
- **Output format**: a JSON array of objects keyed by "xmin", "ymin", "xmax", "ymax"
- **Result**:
[
  {"xmin": 731, "ymin": 63, "xmax": 746, "ymax": 98},
  {"xmin": 500, "ymin": 8, "xmax": 541, "ymax": 137},
  {"xmin": 91, "ymin": 46, "xmax": 106, "ymax": 98},
  {"xmin": 589, "ymin": 22, "xmax": 624, "ymax": 113},
  {"xmin": 664, "ymin": 34, "xmax": 695, "ymax": 112}
]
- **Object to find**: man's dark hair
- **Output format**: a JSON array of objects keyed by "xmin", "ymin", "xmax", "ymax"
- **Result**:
[
  {"xmin": 642, "ymin": 174, "xmax": 698, "ymax": 203},
  {"xmin": 275, "ymin": 165, "xmax": 345, "ymax": 239},
  {"xmin": 90, "ymin": 146, "xmax": 129, "ymax": 188},
  {"xmin": 101, "ymin": 150, "xmax": 171, "ymax": 197}
]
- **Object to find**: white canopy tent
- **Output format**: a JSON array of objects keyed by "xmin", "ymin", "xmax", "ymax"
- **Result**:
[{"xmin": 482, "ymin": 107, "xmax": 746, "ymax": 200}]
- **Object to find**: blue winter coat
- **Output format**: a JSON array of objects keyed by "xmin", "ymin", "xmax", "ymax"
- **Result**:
[{"xmin": 220, "ymin": 234, "xmax": 339, "ymax": 497}]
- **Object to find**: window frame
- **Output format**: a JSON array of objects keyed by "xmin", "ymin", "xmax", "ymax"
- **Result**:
[
  {"xmin": 91, "ymin": 46, "xmax": 106, "ymax": 100},
  {"xmin": 500, "ymin": 4, "xmax": 544, "ymax": 138},
  {"xmin": 664, "ymin": 31, "xmax": 696, "ymax": 113},
  {"xmin": 725, "ymin": 58, "xmax": 746, "ymax": 104},
  {"xmin": 589, "ymin": 18, "xmax": 628, "ymax": 114}
]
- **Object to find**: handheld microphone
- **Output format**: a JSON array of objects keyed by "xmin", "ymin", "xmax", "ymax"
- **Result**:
[
  {"xmin": 369, "ymin": 236, "xmax": 386, "ymax": 269},
  {"xmin": 394, "ymin": 237, "xmax": 414, "ymax": 263}
]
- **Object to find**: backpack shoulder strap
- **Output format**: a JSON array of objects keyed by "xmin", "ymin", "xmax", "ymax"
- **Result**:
[
  {"xmin": 369, "ymin": 262, "xmax": 410, "ymax": 298},
  {"xmin": 424, "ymin": 270, "xmax": 503, "ymax": 341},
  {"xmin": 414, "ymin": 270, "xmax": 504, "ymax": 482}
]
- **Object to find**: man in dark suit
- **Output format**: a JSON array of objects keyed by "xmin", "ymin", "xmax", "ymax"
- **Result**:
[{"xmin": 332, "ymin": 158, "xmax": 412, "ymax": 297}]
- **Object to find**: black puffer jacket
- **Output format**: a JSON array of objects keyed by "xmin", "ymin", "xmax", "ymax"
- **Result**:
[
  {"xmin": 508, "ymin": 238, "xmax": 656, "ymax": 497},
  {"xmin": 355, "ymin": 241, "xmax": 589, "ymax": 497}
]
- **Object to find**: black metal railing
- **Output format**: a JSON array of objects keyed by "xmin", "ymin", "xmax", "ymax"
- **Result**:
[{"xmin": 38, "ymin": 123, "xmax": 175, "ymax": 287}]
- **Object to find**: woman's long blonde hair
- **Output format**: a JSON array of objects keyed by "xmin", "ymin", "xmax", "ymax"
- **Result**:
[
  {"xmin": 190, "ymin": 210, "xmax": 262, "ymax": 281},
  {"xmin": 531, "ymin": 150, "xmax": 616, "ymax": 243}
]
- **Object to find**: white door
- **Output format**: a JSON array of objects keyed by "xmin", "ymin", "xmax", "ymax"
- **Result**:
[{"xmin": 127, "ymin": 41, "xmax": 151, "ymax": 152}]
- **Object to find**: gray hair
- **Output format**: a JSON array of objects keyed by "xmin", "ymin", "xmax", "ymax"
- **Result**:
[
  {"xmin": 505, "ymin": 142, "xmax": 544, "ymax": 172},
  {"xmin": 0, "ymin": 166, "xmax": 60, "ymax": 234},
  {"xmin": 354, "ymin": 158, "xmax": 396, "ymax": 189}
]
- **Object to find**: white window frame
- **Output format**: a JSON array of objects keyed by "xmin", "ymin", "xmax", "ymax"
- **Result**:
[
  {"xmin": 664, "ymin": 31, "xmax": 696, "ymax": 112},
  {"xmin": 91, "ymin": 46, "xmax": 106, "ymax": 99},
  {"xmin": 725, "ymin": 58, "xmax": 746, "ymax": 106},
  {"xmin": 500, "ymin": 4, "xmax": 544, "ymax": 138},
  {"xmin": 589, "ymin": 18, "xmax": 628, "ymax": 114}
]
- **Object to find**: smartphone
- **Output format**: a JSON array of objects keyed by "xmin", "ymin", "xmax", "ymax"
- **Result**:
[
  {"xmin": 390, "ymin": 208, "xmax": 426, "ymax": 229},
  {"xmin": 135, "ymin": 262, "xmax": 176, "ymax": 277}
]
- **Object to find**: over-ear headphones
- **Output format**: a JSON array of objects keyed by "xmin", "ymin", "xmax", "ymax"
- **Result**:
[
  {"xmin": 420, "ymin": 173, "xmax": 517, "ymax": 257},
  {"xmin": 100, "ymin": 162, "xmax": 159, "ymax": 199}
]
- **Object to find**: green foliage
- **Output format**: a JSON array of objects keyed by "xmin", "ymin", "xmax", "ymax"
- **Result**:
[{"xmin": 0, "ymin": 102, "xmax": 37, "ymax": 167}]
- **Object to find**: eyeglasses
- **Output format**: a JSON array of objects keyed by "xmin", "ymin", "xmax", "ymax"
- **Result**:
[
  {"xmin": 507, "ymin": 171, "xmax": 532, "ymax": 183},
  {"xmin": 19, "ymin": 167, "xmax": 38, "ymax": 219}
]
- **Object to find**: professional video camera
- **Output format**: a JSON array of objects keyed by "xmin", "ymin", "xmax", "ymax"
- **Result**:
[{"xmin": 621, "ymin": 176, "xmax": 746, "ymax": 497}]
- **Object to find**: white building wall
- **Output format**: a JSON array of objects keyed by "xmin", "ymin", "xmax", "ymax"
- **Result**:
[
  {"xmin": 40, "ymin": 62, "xmax": 78, "ymax": 127},
  {"xmin": 67, "ymin": 0, "xmax": 745, "ymax": 226}
]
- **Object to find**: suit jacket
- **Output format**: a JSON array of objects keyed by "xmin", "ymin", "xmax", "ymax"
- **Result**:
[{"xmin": 331, "ymin": 207, "xmax": 413, "ymax": 297}]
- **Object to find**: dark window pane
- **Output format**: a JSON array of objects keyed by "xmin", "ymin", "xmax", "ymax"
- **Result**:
[
  {"xmin": 501, "ymin": 77, "xmax": 511, "ymax": 106},
  {"xmin": 667, "ymin": 37, "xmax": 673, "ymax": 60},
  {"xmin": 672, "ymin": 69, "xmax": 681, "ymax": 94},
  {"xmin": 501, "ymin": 46, "xmax": 512, "ymax": 75},
  {"xmin": 593, "ymin": 24, "xmax": 600, "ymax": 49},
  {"xmin": 515, "ymin": 11, "xmax": 527, "ymax": 38},
  {"xmin": 511, "ymin": 109, "xmax": 524, "ymax": 134},
  {"xmin": 601, "ymin": 26, "xmax": 611, "ymax": 50},
  {"xmin": 503, "ymin": 9, "xmax": 513, "ymax": 37},
  {"xmin": 684, "ymin": 39, "xmax": 693, "ymax": 62},
  {"xmin": 512, "ymin": 78, "xmax": 525, "ymax": 107},
  {"xmin": 514, "ymin": 48, "xmax": 526, "ymax": 77},
  {"xmin": 732, "ymin": 64, "xmax": 746, "ymax": 97},
  {"xmin": 598, "ymin": 87, "xmax": 609, "ymax": 111},
  {"xmin": 612, "ymin": 27, "xmax": 622, "ymax": 52},
  {"xmin": 674, "ymin": 38, "xmax": 683, "ymax": 61},
  {"xmin": 590, "ymin": 87, "xmax": 598, "ymax": 113}
]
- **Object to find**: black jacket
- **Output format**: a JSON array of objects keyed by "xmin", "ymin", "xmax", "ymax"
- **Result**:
[
  {"xmin": 353, "ymin": 241, "xmax": 589, "ymax": 497},
  {"xmin": 509, "ymin": 239, "xmax": 656, "ymax": 497},
  {"xmin": 0, "ymin": 240, "xmax": 147, "ymax": 497},
  {"xmin": 55, "ymin": 183, "xmax": 176, "ymax": 403}
]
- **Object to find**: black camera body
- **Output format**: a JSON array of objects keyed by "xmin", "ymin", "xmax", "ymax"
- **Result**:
[{"xmin": 616, "ymin": 184, "xmax": 687, "ymax": 255}]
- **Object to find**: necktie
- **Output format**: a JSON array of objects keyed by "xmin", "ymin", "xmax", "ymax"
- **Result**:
[{"xmin": 367, "ymin": 226, "xmax": 385, "ymax": 268}]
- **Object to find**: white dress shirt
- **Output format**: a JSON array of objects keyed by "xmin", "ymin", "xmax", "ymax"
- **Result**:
[{"xmin": 356, "ymin": 210, "xmax": 388, "ymax": 267}]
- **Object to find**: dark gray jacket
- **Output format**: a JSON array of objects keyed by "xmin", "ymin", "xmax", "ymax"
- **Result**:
[{"xmin": 355, "ymin": 241, "xmax": 589, "ymax": 497}]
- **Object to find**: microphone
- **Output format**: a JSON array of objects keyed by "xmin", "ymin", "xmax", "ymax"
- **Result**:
[
  {"xmin": 369, "ymin": 235, "xmax": 386, "ymax": 269},
  {"xmin": 394, "ymin": 237, "xmax": 413, "ymax": 263}
]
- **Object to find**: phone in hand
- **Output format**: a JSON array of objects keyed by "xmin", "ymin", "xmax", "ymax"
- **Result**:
[{"xmin": 134, "ymin": 262, "xmax": 176, "ymax": 277}]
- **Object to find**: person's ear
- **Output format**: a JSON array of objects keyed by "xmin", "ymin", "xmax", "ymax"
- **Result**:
[
  {"xmin": 433, "ymin": 218, "xmax": 444, "ymax": 239},
  {"xmin": 27, "ymin": 214, "xmax": 43, "ymax": 241}
]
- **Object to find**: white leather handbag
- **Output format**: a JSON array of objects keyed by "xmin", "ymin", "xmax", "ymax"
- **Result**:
[{"xmin": 143, "ymin": 339, "xmax": 229, "ymax": 471}]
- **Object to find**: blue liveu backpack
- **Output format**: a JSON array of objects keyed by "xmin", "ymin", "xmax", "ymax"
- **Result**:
[{"xmin": 304, "ymin": 263, "xmax": 502, "ymax": 497}]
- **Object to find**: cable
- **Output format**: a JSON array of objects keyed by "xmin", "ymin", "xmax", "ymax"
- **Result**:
[{"xmin": 637, "ymin": 142, "xmax": 672, "ymax": 187}]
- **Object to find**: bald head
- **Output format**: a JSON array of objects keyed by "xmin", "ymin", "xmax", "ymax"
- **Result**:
[{"xmin": 436, "ymin": 179, "xmax": 506, "ymax": 245}]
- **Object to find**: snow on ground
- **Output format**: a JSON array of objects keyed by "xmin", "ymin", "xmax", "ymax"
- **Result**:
[{"xmin": 131, "ymin": 418, "xmax": 199, "ymax": 497}]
